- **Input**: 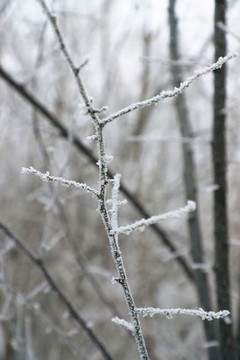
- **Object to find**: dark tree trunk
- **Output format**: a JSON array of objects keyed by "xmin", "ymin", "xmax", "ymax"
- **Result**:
[
  {"xmin": 168, "ymin": 1, "xmax": 219, "ymax": 359},
  {"xmin": 213, "ymin": 0, "xmax": 235, "ymax": 359}
]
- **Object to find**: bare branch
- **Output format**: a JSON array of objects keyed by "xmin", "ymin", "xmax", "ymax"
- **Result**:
[
  {"xmin": 0, "ymin": 221, "xmax": 113, "ymax": 360},
  {"xmin": 136, "ymin": 307, "xmax": 230, "ymax": 321},
  {"xmin": 114, "ymin": 200, "xmax": 196, "ymax": 236},
  {"xmin": 37, "ymin": 0, "xmax": 99, "ymax": 120},
  {"xmin": 22, "ymin": 166, "xmax": 99, "ymax": 197},
  {"xmin": 100, "ymin": 53, "xmax": 237, "ymax": 126},
  {"xmin": 112, "ymin": 317, "xmax": 134, "ymax": 332},
  {"xmin": 0, "ymin": 65, "xmax": 195, "ymax": 283}
]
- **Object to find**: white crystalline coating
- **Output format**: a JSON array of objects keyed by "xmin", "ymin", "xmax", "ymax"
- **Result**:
[
  {"xmin": 113, "ymin": 200, "xmax": 196, "ymax": 235},
  {"xmin": 103, "ymin": 155, "xmax": 114, "ymax": 164},
  {"xmin": 86, "ymin": 134, "xmax": 97, "ymax": 142},
  {"xmin": 100, "ymin": 53, "xmax": 237, "ymax": 126},
  {"xmin": 21, "ymin": 166, "xmax": 98, "ymax": 197},
  {"xmin": 110, "ymin": 174, "xmax": 121, "ymax": 231},
  {"xmin": 112, "ymin": 277, "xmax": 118, "ymax": 285},
  {"xmin": 112, "ymin": 316, "xmax": 134, "ymax": 332},
  {"xmin": 136, "ymin": 307, "xmax": 230, "ymax": 321}
]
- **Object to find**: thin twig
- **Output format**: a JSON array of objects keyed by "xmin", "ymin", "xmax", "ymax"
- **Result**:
[
  {"xmin": 136, "ymin": 307, "xmax": 230, "ymax": 321},
  {"xmin": 113, "ymin": 200, "xmax": 196, "ymax": 236},
  {"xmin": 38, "ymin": 0, "xmax": 95, "ymax": 112},
  {"xmin": 0, "ymin": 65, "xmax": 195, "ymax": 282},
  {"xmin": 21, "ymin": 166, "xmax": 99, "ymax": 197},
  {"xmin": 35, "ymin": 3, "xmax": 150, "ymax": 358},
  {"xmin": 100, "ymin": 53, "xmax": 237, "ymax": 126}
]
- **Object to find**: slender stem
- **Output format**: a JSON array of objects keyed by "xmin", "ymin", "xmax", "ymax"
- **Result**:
[
  {"xmin": 95, "ymin": 125, "xmax": 149, "ymax": 360},
  {"xmin": 0, "ymin": 64, "xmax": 196, "ymax": 283},
  {"xmin": 100, "ymin": 54, "xmax": 236, "ymax": 126},
  {"xmin": 37, "ymin": 1, "xmax": 149, "ymax": 358}
]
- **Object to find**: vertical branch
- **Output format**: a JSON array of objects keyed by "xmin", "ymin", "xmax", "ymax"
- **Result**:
[
  {"xmin": 213, "ymin": 0, "xmax": 235, "ymax": 358},
  {"xmin": 95, "ymin": 122, "xmax": 149, "ymax": 360},
  {"xmin": 37, "ymin": 1, "xmax": 149, "ymax": 358},
  {"xmin": 168, "ymin": 1, "xmax": 220, "ymax": 359}
]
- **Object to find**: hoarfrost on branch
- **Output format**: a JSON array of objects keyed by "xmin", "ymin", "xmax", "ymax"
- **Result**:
[
  {"xmin": 112, "ymin": 200, "xmax": 196, "ymax": 235},
  {"xmin": 136, "ymin": 307, "xmax": 230, "ymax": 321}
]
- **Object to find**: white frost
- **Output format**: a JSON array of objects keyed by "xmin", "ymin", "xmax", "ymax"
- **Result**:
[
  {"xmin": 112, "ymin": 316, "xmax": 134, "ymax": 332},
  {"xmin": 136, "ymin": 307, "xmax": 230, "ymax": 321},
  {"xmin": 113, "ymin": 200, "xmax": 196, "ymax": 235},
  {"xmin": 86, "ymin": 134, "xmax": 97, "ymax": 142},
  {"xmin": 21, "ymin": 166, "xmax": 98, "ymax": 197},
  {"xmin": 100, "ymin": 53, "xmax": 237, "ymax": 126}
]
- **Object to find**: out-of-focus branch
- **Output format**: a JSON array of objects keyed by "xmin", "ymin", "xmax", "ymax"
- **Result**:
[
  {"xmin": 0, "ymin": 221, "xmax": 113, "ymax": 360},
  {"xmin": 168, "ymin": 1, "xmax": 220, "ymax": 359},
  {"xmin": 0, "ymin": 64, "xmax": 195, "ymax": 283},
  {"xmin": 213, "ymin": 0, "xmax": 235, "ymax": 358},
  {"xmin": 56, "ymin": 204, "xmax": 122, "ymax": 318}
]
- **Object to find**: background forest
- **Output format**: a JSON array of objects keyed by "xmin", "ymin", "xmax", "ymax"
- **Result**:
[{"xmin": 0, "ymin": 0, "xmax": 240, "ymax": 359}]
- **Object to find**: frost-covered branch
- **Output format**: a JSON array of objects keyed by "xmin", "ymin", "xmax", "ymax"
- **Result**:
[
  {"xmin": 29, "ymin": 3, "xmax": 234, "ymax": 359},
  {"xmin": 36, "ymin": 2, "xmax": 150, "ymax": 359},
  {"xmin": 37, "ymin": 0, "xmax": 92, "ymax": 109},
  {"xmin": 113, "ymin": 200, "xmax": 196, "ymax": 235},
  {"xmin": 112, "ymin": 316, "xmax": 134, "ymax": 332},
  {"xmin": 136, "ymin": 307, "xmax": 230, "ymax": 321},
  {"xmin": 100, "ymin": 53, "xmax": 237, "ymax": 126},
  {"xmin": 109, "ymin": 174, "xmax": 122, "ymax": 231},
  {"xmin": 21, "ymin": 166, "xmax": 98, "ymax": 197}
]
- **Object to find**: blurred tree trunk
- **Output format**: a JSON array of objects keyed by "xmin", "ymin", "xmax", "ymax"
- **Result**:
[
  {"xmin": 213, "ymin": 0, "xmax": 236, "ymax": 358},
  {"xmin": 237, "ymin": 284, "xmax": 240, "ymax": 359},
  {"xmin": 168, "ymin": 1, "xmax": 220, "ymax": 359}
]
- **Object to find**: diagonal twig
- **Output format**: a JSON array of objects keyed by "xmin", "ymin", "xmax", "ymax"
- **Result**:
[
  {"xmin": 0, "ymin": 221, "xmax": 113, "ymax": 360},
  {"xmin": 0, "ymin": 65, "xmax": 195, "ymax": 283}
]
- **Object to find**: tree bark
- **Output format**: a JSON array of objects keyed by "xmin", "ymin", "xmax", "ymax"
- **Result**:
[{"xmin": 213, "ymin": 0, "xmax": 235, "ymax": 359}]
